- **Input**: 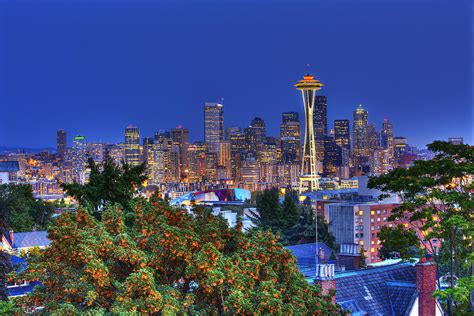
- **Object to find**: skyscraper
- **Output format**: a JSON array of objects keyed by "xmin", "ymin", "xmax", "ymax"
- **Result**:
[
  {"xmin": 56, "ymin": 130, "xmax": 67, "ymax": 158},
  {"xmin": 353, "ymin": 104, "xmax": 369, "ymax": 167},
  {"xmin": 204, "ymin": 102, "xmax": 224, "ymax": 154},
  {"xmin": 244, "ymin": 117, "xmax": 266, "ymax": 156},
  {"xmin": 314, "ymin": 95, "xmax": 328, "ymax": 139},
  {"xmin": 171, "ymin": 126, "xmax": 190, "ymax": 178},
  {"xmin": 334, "ymin": 120, "xmax": 350, "ymax": 151},
  {"xmin": 280, "ymin": 112, "xmax": 301, "ymax": 163},
  {"xmin": 124, "ymin": 126, "xmax": 141, "ymax": 166},
  {"xmin": 380, "ymin": 118, "xmax": 394, "ymax": 165},
  {"xmin": 72, "ymin": 135, "xmax": 87, "ymax": 184},
  {"xmin": 295, "ymin": 73, "xmax": 324, "ymax": 192}
]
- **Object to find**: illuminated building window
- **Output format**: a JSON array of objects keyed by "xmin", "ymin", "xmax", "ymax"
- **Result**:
[
  {"xmin": 359, "ymin": 211, "xmax": 363, "ymax": 216},
  {"xmin": 370, "ymin": 248, "xmax": 375, "ymax": 253},
  {"xmin": 376, "ymin": 210, "xmax": 381, "ymax": 214},
  {"xmin": 359, "ymin": 240, "xmax": 364, "ymax": 245},
  {"xmin": 371, "ymin": 218, "xmax": 374, "ymax": 223},
  {"xmin": 370, "ymin": 210, "xmax": 375, "ymax": 215},
  {"xmin": 371, "ymin": 226, "xmax": 374, "ymax": 231}
]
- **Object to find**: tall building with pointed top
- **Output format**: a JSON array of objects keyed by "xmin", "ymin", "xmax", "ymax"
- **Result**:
[
  {"xmin": 295, "ymin": 73, "xmax": 324, "ymax": 192},
  {"xmin": 204, "ymin": 102, "xmax": 224, "ymax": 154},
  {"xmin": 353, "ymin": 104, "xmax": 369, "ymax": 167}
]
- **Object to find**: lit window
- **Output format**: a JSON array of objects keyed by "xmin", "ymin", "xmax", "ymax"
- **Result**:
[
  {"xmin": 371, "ymin": 226, "xmax": 374, "ymax": 231},
  {"xmin": 359, "ymin": 211, "xmax": 363, "ymax": 216},
  {"xmin": 359, "ymin": 240, "xmax": 364, "ymax": 245},
  {"xmin": 377, "ymin": 218, "xmax": 381, "ymax": 222},
  {"xmin": 370, "ymin": 247, "xmax": 375, "ymax": 253},
  {"xmin": 383, "ymin": 217, "xmax": 386, "ymax": 221},
  {"xmin": 377, "ymin": 210, "xmax": 381, "ymax": 214},
  {"xmin": 371, "ymin": 240, "xmax": 375, "ymax": 245},
  {"xmin": 370, "ymin": 210, "xmax": 375, "ymax": 215},
  {"xmin": 371, "ymin": 218, "xmax": 374, "ymax": 223}
]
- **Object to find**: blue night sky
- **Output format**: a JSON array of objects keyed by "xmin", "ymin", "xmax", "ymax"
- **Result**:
[{"xmin": 0, "ymin": 0, "xmax": 472, "ymax": 148}]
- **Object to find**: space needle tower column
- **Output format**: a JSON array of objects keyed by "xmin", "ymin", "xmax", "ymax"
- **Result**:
[{"xmin": 295, "ymin": 72, "xmax": 324, "ymax": 193}]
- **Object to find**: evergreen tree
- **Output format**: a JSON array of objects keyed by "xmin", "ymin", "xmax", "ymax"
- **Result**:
[{"xmin": 61, "ymin": 155, "xmax": 147, "ymax": 218}]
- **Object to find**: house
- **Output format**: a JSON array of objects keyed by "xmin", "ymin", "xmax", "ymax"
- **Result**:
[
  {"xmin": 7, "ymin": 255, "xmax": 41, "ymax": 297},
  {"xmin": 0, "ymin": 161, "xmax": 19, "ymax": 184},
  {"xmin": 1, "ymin": 231, "xmax": 50, "ymax": 256},
  {"xmin": 313, "ymin": 256, "xmax": 444, "ymax": 315}
]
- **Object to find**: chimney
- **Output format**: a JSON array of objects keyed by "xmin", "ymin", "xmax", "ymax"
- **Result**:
[
  {"xmin": 416, "ymin": 255, "xmax": 437, "ymax": 316},
  {"xmin": 8, "ymin": 229, "xmax": 14, "ymax": 248},
  {"xmin": 314, "ymin": 264, "xmax": 336, "ymax": 305},
  {"xmin": 337, "ymin": 243, "xmax": 361, "ymax": 270}
]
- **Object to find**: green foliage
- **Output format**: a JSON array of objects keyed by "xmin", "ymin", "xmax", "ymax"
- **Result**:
[
  {"xmin": 0, "ymin": 300, "xmax": 19, "ymax": 313},
  {"xmin": 359, "ymin": 246, "xmax": 367, "ymax": 269},
  {"xmin": 377, "ymin": 224, "xmax": 420, "ymax": 261},
  {"xmin": 0, "ymin": 184, "xmax": 54, "ymax": 233},
  {"xmin": 249, "ymin": 188, "xmax": 299, "ymax": 232},
  {"xmin": 282, "ymin": 206, "xmax": 337, "ymax": 250},
  {"xmin": 13, "ymin": 200, "xmax": 339, "ymax": 314},
  {"xmin": 368, "ymin": 141, "xmax": 474, "ymax": 314},
  {"xmin": 61, "ymin": 155, "xmax": 147, "ymax": 217}
]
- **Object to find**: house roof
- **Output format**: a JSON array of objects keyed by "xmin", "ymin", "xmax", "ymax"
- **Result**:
[
  {"xmin": 0, "ymin": 161, "xmax": 19, "ymax": 172},
  {"xmin": 386, "ymin": 281, "xmax": 418, "ymax": 316},
  {"xmin": 13, "ymin": 231, "xmax": 50, "ymax": 249},
  {"xmin": 286, "ymin": 242, "xmax": 334, "ymax": 277},
  {"xmin": 335, "ymin": 262, "xmax": 417, "ymax": 315}
]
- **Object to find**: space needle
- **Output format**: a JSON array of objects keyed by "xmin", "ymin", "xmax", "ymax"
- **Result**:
[{"xmin": 295, "ymin": 71, "xmax": 324, "ymax": 193}]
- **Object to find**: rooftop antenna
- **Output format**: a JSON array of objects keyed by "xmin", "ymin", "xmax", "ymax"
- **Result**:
[
  {"xmin": 220, "ymin": 97, "xmax": 224, "ymax": 105},
  {"xmin": 306, "ymin": 63, "xmax": 311, "ymax": 74}
]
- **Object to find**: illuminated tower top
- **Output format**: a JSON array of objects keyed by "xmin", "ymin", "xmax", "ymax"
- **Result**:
[{"xmin": 294, "ymin": 74, "xmax": 324, "ymax": 91}]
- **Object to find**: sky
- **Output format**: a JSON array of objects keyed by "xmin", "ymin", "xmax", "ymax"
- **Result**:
[{"xmin": 0, "ymin": 0, "xmax": 472, "ymax": 149}]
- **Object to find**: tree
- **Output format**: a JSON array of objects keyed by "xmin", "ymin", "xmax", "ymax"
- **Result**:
[
  {"xmin": 368, "ymin": 141, "xmax": 474, "ymax": 314},
  {"xmin": 282, "ymin": 206, "xmax": 337, "ymax": 250},
  {"xmin": 377, "ymin": 225, "xmax": 420, "ymax": 261},
  {"xmin": 0, "ymin": 184, "xmax": 54, "ymax": 232},
  {"xmin": 13, "ymin": 199, "xmax": 339, "ymax": 314},
  {"xmin": 359, "ymin": 246, "xmax": 367, "ymax": 269},
  {"xmin": 61, "ymin": 156, "xmax": 147, "ymax": 218}
]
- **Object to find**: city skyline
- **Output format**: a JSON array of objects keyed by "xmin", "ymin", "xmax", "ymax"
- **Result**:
[{"xmin": 0, "ymin": 0, "xmax": 471, "ymax": 148}]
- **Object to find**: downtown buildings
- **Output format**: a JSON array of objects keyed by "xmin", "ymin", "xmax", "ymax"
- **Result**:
[{"xmin": 1, "ymin": 74, "xmax": 425, "ymax": 198}]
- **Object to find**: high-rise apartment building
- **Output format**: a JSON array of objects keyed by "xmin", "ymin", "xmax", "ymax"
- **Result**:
[
  {"xmin": 124, "ymin": 126, "xmax": 141, "ymax": 166},
  {"xmin": 204, "ymin": 102, "xmax": 224, "ymax": 153},
  {"xmin": 57, "ymin": 130, "xmax": 67, "ymax": 158}
]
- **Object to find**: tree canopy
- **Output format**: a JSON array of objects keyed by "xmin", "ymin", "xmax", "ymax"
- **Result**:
[
  {"xmin": 13, "ymin": 199, "xmax": 339, "ymax": 314},
  {"xmin": 368, "ymin": 141, "xmax": 474, "ymax": 314},
  {"xmin": 0, "ymin": 184, "xmax": 54, "ymax": 233},
  {"xmin": 60, "ymin": 156, "xmax": 147, "ymax": 217}
]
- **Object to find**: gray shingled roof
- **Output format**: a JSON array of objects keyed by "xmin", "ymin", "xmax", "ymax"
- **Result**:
[
  {"xmin": 0, "ymin": 161, "xmax": 19, "ymax": 172},
  {"xmin": 386, "ymin": 281, "xmax": 418, "ymax": 316},
  {"xmin": 13, "ymin": 231, "xmax": 50, "ymax": 249},
  {"xmin": 335, "ymin": 262, "xmax": 416, "ymax": 315}
]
